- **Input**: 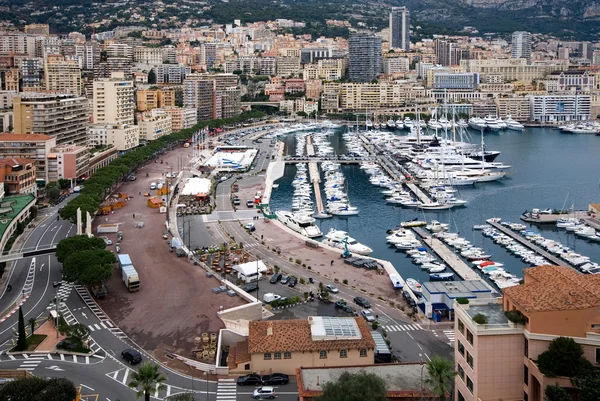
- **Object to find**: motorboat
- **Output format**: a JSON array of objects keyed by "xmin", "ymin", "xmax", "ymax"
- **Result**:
[
  {"xmin": 425, "ymin": 220, "xmax": 449, "ymax": 233},
  {"xmin": 430, "ymin": 272, "xmax": 454, "ymax": 281},
  {"xmin": 405, "ymin": 278, "xmax": 422, "ymax": 294},
  {"xmin": 505, "ymin": 115, "xmax": 524, "ymax": 131},
  {"xmin": 386, "ymin": 120, "xmax": 397, "ymax": 129},
  {"xmin": 390, "ymin": 274, "xmax": 403, "ymax": 289},
  {"xmin": 322, "ymin": 228, "xmax": 373, "ymax": 255},
  {"xmin": 419, "ymin": 202, "xmax": 454, "ymax": 210},
  {"xmin": 276, "ymin": 210, "xmax": 323, "ymax": 238}
]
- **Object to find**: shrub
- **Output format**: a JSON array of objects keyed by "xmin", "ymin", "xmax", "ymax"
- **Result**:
[
  {"xmin": 456, "ymin": 297, "xmax": 470, "ymax": 305},
  {"xmin": 505, "ymin": 310, "xmax": 527, "ymax": 325},
  {"xmin": 537, "ymin": 337, "xmax": 593, "ymax": 377},
  {"xmin": 371, "ymin": 321, "xmax": 379, "ymax": 330},
  {"xmin": 274, "ymin": 265, "xmax": 280, "ymax": 273},
  {"xmin": 299, "ymin": 278, "xmax": 306, "ymax": 285},
  {"xmin": 271, "ymin": 296, "xmax": 301, "ymax": 308},
  {"xmin": 472, "ymin": 313, "xmax": 488, "ymax": 325},
  {"xmin": 295, "ymin": 259, "xmax": 301, "ymax": 264},
  {"xmin": 381, "ymin": 328, "xmax": 387, "ymax": 338},
  {"xmin": 342, "ymin": 279, "xmax": 348, "ymax": 285}
]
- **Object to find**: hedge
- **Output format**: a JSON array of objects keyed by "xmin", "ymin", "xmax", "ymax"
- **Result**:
[{"xmin": 59, "ymin": 111, "xmax": 265, "ymax": 224}]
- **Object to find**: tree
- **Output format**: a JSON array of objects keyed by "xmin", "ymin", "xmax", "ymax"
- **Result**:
[
  {"xmin": 16, "ymin": 307, "xmax": 26, "ymax": 351},
  {"xmin": 67, "ymin": 323, "xmax": 90, "ymax": 347},
  {"xmin": 62, "ymin": 249, "xmax": 115, "ymax": 285},
  {"xmin": 0, "ymin": 376, "xmax": 77, "ymax": 401},
  {"xmin": 56, "ymin": 235, "xmax": 106, "ymax": 263},
  {"xmin": 47, "ymin": 187, "xmax": 60, "ymax": 202},
  {"xmin": 472, "ymin": 313, "xmax": 488, "ymax": 324},
  {"xmin": 58, "ymin": 178, "xmax": 71, "ymax": 190},
  {"xmin": 128, "ymin": 362, "xmax": 168, "ymax": 401},
  {"xmin": 573, "ymin": 369, "xmax": 600, "ymax": 401},
  {"xmin": 537, "ymin": 337, "xmax": 592, "ymax": 377},
  {"xmin": 544, "ymin": 384, "xmax": 571, "ymax": 401},
  {"xmin": 316, "ymin": 370, "xmax": 387, "ymax": 401},
  {"xmin": 425, "ymin": 355, "xmax": 456, "ymax": 401},
  {"xmin": 148, "ymin": 69, "xmax": 157, "ymax": 84},
  {"xmin": 28, "ymin": 317, "xmax": 36, "ymax": 335}
]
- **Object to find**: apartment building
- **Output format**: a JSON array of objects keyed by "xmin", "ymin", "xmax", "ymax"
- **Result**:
[
  {"xmin": 13, "ymin": 93, "xmax": 89, "ymax": 146},
  {"xmin": 220, "ymin": 87, "xmax": 241, "ymax": 119},
  {"xmin": 320, "ymin": 82, "xmax": 341, "ymax": 112},
  {"xmin": 340, "ymin": 82, "xmax": 428, "ymax": 110},
  {"xmin": 0, "ymin": 33, "xmax": 38, "ymax": 57},
  {"xmin": 88, "ymin": 146, "xmax": 118, "ymax": 176},
  {"xmin": 383, "ymin": 57, "xmax": 410, "ymax": 75},
  {"xmin": 433, "ymin": 73, "xmax": 480, "ymax": 90},
  {"xmin": 93, "ymin": 57, "xmax": 132, "ymax": 79},
  {"xmin": 302, "ymin": 58, "xmax": 346, "ymax": 81},
  {"xmin": 106, "ymin": 43, "xmax": 133, "ymax": 60},
  {"xmin": 44, "ymin": 55, "xmax": 83, "ymax": 95},
  {"xmin": 24, "ymin": 24, "xmax": 50, "ymax": 35},
  {"xmin": 88, "ymin": 124, "xmax": 140, "ymax": 151},
  {"xmin": 161, "ymin": 107, "xmax": 198, "ymax": 130},
  {"xmin": 229, "ymin": 56, "xmax": 276, "ymax": 75},
  {"xmin": 305, "ymin": 80, "xmax": 322, "ymax": 100},
  {"xmin": 136, "ymin": 88, "xmax": 176, "ymax": 111},
  {"xmin": 550, "ymin": 70, "xmax": 595, "ymax": 93},
  {"xmin": 461, "ymin": 59, "xmax": 569, "ymax": 84},
  {"xmin": 47, "ymin": 144, "xmax": 90, "ymax": 182},
  {"xmin": 496, "ymin": 97, "xmax": 531, "ymax": 121},
  {"xmin": 530, "ymin": 94, "xmax": 591, "ymax": 123},
  {"xmin": 184, "ymin": 77, "xmax": 217, "ymax": 120},
  {"xmin": 0, "ymin": 133, "xmax": 56, "ymax": 183},
  {"xmin": 0, "ymin": 158, "xmax": 37, "ymax": 195},
  {"xmin": 348, "ymin": 34, "xmax": 382, "ymax": 82},
  {"xmin": 454, "ymin": 265, "xmax": 600, "ymax": 401},
  {"xmin": 19, "ymin": 58, "xmax": 44, "ymax": 89},
  {"xmin": 93, "ymin": 72, "xmax": 135, "ymax": 126},
  {"xmin": 154, "ymin": 64, "xmax": 191, "ymax": 84},
  {"xmin": 138, "ymin": 115, "xmax": 172, "ymax": 142},
  {"xmin": 133, "ymin": 46, "xmax": 163, "ymax": 64},
  {"xmin": 276, "ymin": 56, "xmax": 301, "ymax": 77}
]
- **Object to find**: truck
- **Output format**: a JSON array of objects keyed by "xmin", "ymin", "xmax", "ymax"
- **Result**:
[
  {"xmin": 118, "ymin": 254, "xmax": 140, "ymax": 292},
  {"xmin": 263, "ymin": 293, "xmax": 281, "ymax": 303},
  {"xmin": 97, "ymin": 224, "xmax": 119, "ymax": 234}
]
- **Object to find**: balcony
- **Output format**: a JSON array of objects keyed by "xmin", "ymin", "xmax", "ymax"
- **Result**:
[{"xmin": 454, "ymin": 298, "xmax": 524, "ymax": 335}]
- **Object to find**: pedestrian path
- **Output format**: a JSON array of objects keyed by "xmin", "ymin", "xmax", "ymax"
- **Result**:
[
  {"xmin": 443, "ymin": 329, "xmax": 455, "ymax": 345},
  {"xmin": 0, "ymin": 351, "xmax": 104, "ymax": 366},
  {"xmin": 74, "ymin": 285, "xmax": 126, "ymax": 339},
  {"xmin": 217, "ymin": 378, "xmax": 237, "ymax": 401},
  {"xmin": 17, "ymin": 354, "xmax": 45, "ymax": 371},
  {"xmin": 382, "ymin": 324, "xmax": 422, "ymax": 332},
  {"xmin": 55, "ymin": 282, "xmax": 74, "ymax": 301}
]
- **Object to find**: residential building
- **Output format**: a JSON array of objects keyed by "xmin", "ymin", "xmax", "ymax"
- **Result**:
[
  {"xmin": 454, "ymin": 265, "xmax": 600, "ymax": 401},
  {"xmin": 276, "ymin": 56, "xmax": 301, "ymax": 77},
  {"xmin": 220, "ymin": 87, "xmax": 241, "ymax": 119},
  {"xmin": 19, "ymin": 58, "xmax": 43, "ymax": 89},
  {"xmin": 530, "ymin": 94, "xmax": 591, "ymax": 123},
  {"xmin": 284, "ymin": 79, "xmax": 305, "ymax": 94},
  {"xmin": 299, "ymin": 48, "xmax": 334, "ymax": 64},
  {"xmin": 161, "ymin": 107, "xmax": 198, "ymax": 130},
  {"xmin": 389, "ymin": 7, "xmax": 410, "ymax": 51},
  {"xmin": 433, "ymin": 72, "xmax": 480, "ymax": 90},
  {"xmin": 0, "ymin": 158, "xmax": 36, "ymax": 195},
  {"xmin": 94, "ymin": 57, "xmax": 132, "ymax": 79},
  {"xmin": 496, "ymin": 97, "xmax": 531, "ymax": 121},
  {"xmin": 321, "ymin": 82, "xmax": 341, "ymax": 112},
  {"xmin": 303, "ymin": 58, "xmax": 345, "ymax": 81},
  {"xmin": 24, "ymin": 24, "xmax": 49, "ymax": 35},
  {"xmin": 0, "ymin": 69, "xmax": 19, "ymax": 91},
  {"xmin": 231, "ymin": 56, "xmax": 276, "ymax": 76},
  {"xmin": 184, "ymin": 77, "xmax": 217, "ymax": 120},
  {"xmin": 0, "ymin": 133, "xmax": 56, "ymax": 183},
  {"xmin": 13, "ymin": 93, "xmax": 88, "ymax": 146},
  {"xmin": 133, "ymin": 46, "xmax": 163, "ymax": 64},
  {"xmin": 511, "ymin": 31, "xmax": 532, "ymax": 62},
  {"xmin": 136, "ymin": 88, "xmax": 176, "ymax": 111},
  {"xmin": 0, "ymin": 193, "xmax": 36, "ymax": 255},
  {"xmin": 202, "ymin": 43, "xmax": 217, "ymax": 70},
  {"xmin": 0, "ymin": 33, "xmax": 38, "ymax": 57},
  {"xmin": 0, "ymin": 91, "xmax": 17, "ymax": 110},
  {"xmin": 227, "ymin": 317, "xmax": 376, "ymax": 375},
  {"xmin": 154, "ymin": 64, "xmax": 191, "ymax": 85},
  {"xmin": 434, "ymin": 39, "xmax": 467, "ymax": 67},
  {"xmin": 81, "ymin": 41, "xmax": 101, "ymax": 70},
  {"xmin": 461, "ymin": 59, "xmax": 569, "ymax": 84},
  {"xmin": 44, "ymin": 55, "xmax": 83, "ymax": 95},
  {"xmin": 47, "ymin": 144, "xmax": 90, "ymax": 182},
  {"xmin": 305, "ymin": 80, "xmax": 322, "ymax": 100},
  {"xmin": 348, "ymin": 34, "xmax": 382, "ymax": 82},
  {"xmin": 88, "ymin": 146, "xmax": 118, "ymax": 176},
  {"xmin": 383, "ymin": 57, "xmax": 410, "ymax": 75},
  {"xmin": 0, "ymin": 111, "xmax": 13, "ymax": 132},
  {"xmin": 138, "ymin": 115, "xmax": 172, "ymax": 142},
  {"xmin": 87, "ymin": 124, "xmax": 139, "ymax": 151},
  {"xmin": 93, "ymin": 72, "xmax": 135, "ymax": 126},
  {"xmin": 106, "ymin": 43, "xmax": 133, "ymax": 60}
]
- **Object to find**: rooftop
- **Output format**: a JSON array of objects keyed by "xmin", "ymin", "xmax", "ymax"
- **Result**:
[
  {"xmin": 466, "ymin": 302, "xmax": 510, "ymax": 325},
  {"xmin": 423, "ymin": 280, "xmax": 492, "ymax": 298},
  {"xmin": 248, "ymin": 317, "xmax": 375, "ymax": 354},
  {"xmin": 0, "ymin": 133, "xmax": 54, "ymax": 142},
  {"xmin": 297, "ymin": 364, "xmax": 435, "ymax": 398},
  {"xmin": 504, "ymin": 265, "xmax": 600, "ymax": 312},
  {"xmin": 0, "ymin": 194, "xmax": 35, "ymax": 242}
]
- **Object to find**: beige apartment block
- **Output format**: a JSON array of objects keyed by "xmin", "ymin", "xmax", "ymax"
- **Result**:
[
  {"xmin": 93, "ymin": 72, "xmax": 135, "ymax": 125},
  {"xmin": 137, "ymin": 88, "xmax": 176, "ymax": 111},
  {"xmin": 496, "ymin": 97, "xmax": 531, "ymax": 121},
  {"xmin": 44, "ymin": 55, "xmax": 83, "ymax": 95},
  {"xmin": 108, "ymin": 125, "xmax": 140, "ymax": 151},
  {"xmin": 461, "ymin": 59, "xmax": 569, "ymax": 84},
  {"xmin": 454, "ymin": 265, "xmax": 600, "ymax": 401},
  {"xmin": 276, "ymin": 56, "xmax": 301, "ymax": 77},
  {"xmin": 0, "ymin": 133, "xmax": 56, "ymax": 183},
  {"xmin": 139, "ymin": 115, "xmax": 172, "ymax": 141},
  {"xmin": 162, "ymin": 107, "xmax": 198, "ymax": 130}
]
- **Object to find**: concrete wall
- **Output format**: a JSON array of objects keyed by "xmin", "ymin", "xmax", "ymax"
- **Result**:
[{"xmin": 217, "ymin": 301, "xmax": 262, "ymax": 322}]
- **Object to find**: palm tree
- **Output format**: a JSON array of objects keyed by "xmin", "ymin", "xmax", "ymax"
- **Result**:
[
  {"xmin": 128, "ymin": 362, "xmax": 168, "ymax": 401},
  {"xmin": 424, "ymin": 355, "xmax": 456, "ymax": 401}
]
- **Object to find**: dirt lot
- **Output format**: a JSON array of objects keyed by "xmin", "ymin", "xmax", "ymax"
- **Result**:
[{"xmin": 95, "ymin": 146, "xmax": 245, "ymax": 360}]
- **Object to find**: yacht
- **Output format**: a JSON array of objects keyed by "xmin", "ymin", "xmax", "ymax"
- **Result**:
[
  {"xmin": 406, "ymin": 278, "xmax": 422, "ymax": 294},
  {"xmin": 386, "ymin": 119, "xmax": 397, "ymax": 129},
  {"xmin": 426, "ymin": 220, "xmax": 449, "ymax": 233},
  {"xmin": 276, "ymin": 211, "xmax": 323, "ymax": 238},
  {"xmin": 484, "ymin": 116, "xmax": 503, "ymax": 131},
  {"xmin": 366, "ymin": 119, "xmax": 373, "ymax": 130},
  {"xmin": 322, "ymin": 228, "xmax": 373, "ymax": 255},
  {"xmin": 468, "ymin": 117, "xmax": 487, "ymax": 130},
  {"xmin": 505, "ymin": 115, "xmax": 524, "ymax": 131}
]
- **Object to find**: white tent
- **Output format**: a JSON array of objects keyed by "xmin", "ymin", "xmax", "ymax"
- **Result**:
[
  {"xmin": 233, "ymin": 260, "xmax": 268, "ymax": 282},
  {"xmin": 181, "ymin": 177, "xmax": 211, "ymax": 196}
]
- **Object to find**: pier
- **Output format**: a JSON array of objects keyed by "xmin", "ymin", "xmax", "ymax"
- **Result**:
[
  {"xmin": 412, "ymin": 227, "xmax": 496, "ymax": 292},
  {"xmin": 582, "ymin": 217, "xmax": 600, "ymax": 230},
  {"xmin": 486, "ymin": 220, "xmax": 575, "ymax": 269},
  {"xmin": 406, "ymin": 182, "xmax": 432, "ymax": 204},
  {"xmin": 306, "ymin": 136, "xmax": 325, "ymax": 215}
]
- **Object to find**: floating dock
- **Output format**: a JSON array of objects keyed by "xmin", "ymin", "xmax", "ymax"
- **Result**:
[
  {"xmin": 486, "ymin": 220, "xmax": 575, "ymax": 269},
  {"xmin": 405, "ymin": 183, "xmax": 432, "ymax": 204},
  {"xmin": 306, "ymin": 136, "xmax": 325, "ymax": 216},
  {"xmin": 412, "ymin": 227, "xmax": 495, "ymax": 292},
  {"xmin": 520, "ymin": 210, "xmax": 588, "ymax": 224}
]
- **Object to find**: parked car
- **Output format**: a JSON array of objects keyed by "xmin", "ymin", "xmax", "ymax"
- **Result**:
[
  {"xmin": 335, "ymin": 299, "xmax": 347, "ymax": 309},
  {"xmin": 261, "ymin": 373, "xmax": 289, "ymax": 385},
  {"xmin": 252, "ymin": 387, "xmax": 276, "ymax": 399},
  {"xmin": 280, "ymin": 275, "xmax": 290, "ymax": 285},
  {"xmin": 343, "ymin": 305, "xmax": 358, "ymax": 316},
  {"xmin": 121, "ymin": 349, "xmax": 142, "ymax": 365},
  {"xmin": 270, "ymin": 272, "xmax": 282, "ymax": 284},
  {"xmin": 246, "ymin": 200, "xmax": 254, "ymax": 208},
  {"xmin": 232, "ymin": 197, "xmax": 241, "ymax": 205},
  {"xmin": 129, "ymin": 175, "xmax": 136, "ymax": 181},
  {"xmin": 56, "ymin": 339, "xmax": 78, "ymax": 351},
  {"xmin": 237, "ymin": 374, "xmax": 262, "ymax": 386},
  {"xmin": 99, "ymin": 236, "xmax": 112, "ymax": 245},
  {"xmin": 354, "ymin": 296, "xmax": 371, "ymax": 309},
  {"xmin": 244, "ymin": 222, "xmax": 256, "ymax": 231},
  {"xmin": 326, "ymin": 284, "xmax": 339, "ymax": 293},
  {"xmin": 288, "ymin": 276, "xmax": 298, "ymax": 287},
  {"xmin": 243, "ymin": 282, "xmax": 258, "ymax": 293},
  {"xmin": 361, "ymin": 309, "xmax": 376, "ymax": 322}
]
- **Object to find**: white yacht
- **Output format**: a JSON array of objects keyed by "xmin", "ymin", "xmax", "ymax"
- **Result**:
[
  {"xmin": 386, "ymin": 119, "xmax": 397, "ymax": 129},
  {"xmin": 505, "ymin": 115, "xmax": 524, "ymax": 131},
  {"xmin": 468, "ymin": 117, "xmax": 487, "ymax": 130},
  {"xmin": 322, "ymin": 228, "xmax": 373, "ymax": 255},
  {"xmin": 406, "ymin": 278, "xmax": 422, "ymax": 294},
  {"xmin": 276, "ymin": 211, "xmax": 322, "ymax": 238}
]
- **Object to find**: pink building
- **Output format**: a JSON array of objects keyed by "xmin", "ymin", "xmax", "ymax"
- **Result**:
[
  {"xmin": 285, "ymin": 78, "xmax": 306, "ymax": 94},
  {"xmin": 454, "ymin": 265, "xmax": 600, "ymax": 401}
]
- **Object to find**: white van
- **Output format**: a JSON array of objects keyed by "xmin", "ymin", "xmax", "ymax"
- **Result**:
[
  {"xmin": 150, "ymin": 182, "xmax": 157, "ymax": 190},
  {"xmin": 263, "ymin": 293, "xmax": 281, "ymax": 303}
]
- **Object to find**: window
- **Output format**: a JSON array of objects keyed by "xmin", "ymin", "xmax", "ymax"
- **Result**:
[
  {"xmin": 458, "ymin": 390, "xmax": 466, "ymax": 401},
  {"xmin": 596, "ymin": 348, "xmax": 600, "ymax": 364},
  {"xmin": 458, "ymin": 319, "xmax": 464, "ymax": 334},
  {"xmin": 466, "ymin": 329, "xmax": 474, "ymax": 345},
  {"xmin": 524, "ymin": 392, "xmax": 529, "ymax": 401},
  {"xmin": 467, "ymin": 352, "xmax": 473, "ymax": 369},
  {"xmin": 283, "ymin": 352, "xmax": 291, "ymax": 359},
  {"xmin": 274, "ymin": 352, "xmax": 281, "ymax": 360},
  {"xmin": 525, "ymin": 338, "xmax": 529, "ymax": 358},
  {"xmin": 457, "ymin": 364, "xmax": 465, "ymax": 381},
  {"xmin": 524, "ymin": 365, "xmax": 529, "ymax": 385},
  {"xmin": 360, "ymin": 348, "xmax": 367, "ymax": 357},
  {"xmin": 467, "ymin": 377, "xmax": 473, "ymax": 393},
  {"xmin": 319, "ymin": 350, "xmax": 328, "ymax": 359},
  {"xmin": 340, "ymin": 349, "xmax": 347, "ymax": 358},
  {"xmin": 263, "ymin": 353, "xmax": 271, "ymax": 360},
  {"xmin": 458, "ymin": 341, "xmax": 465, "ymax": 356}
]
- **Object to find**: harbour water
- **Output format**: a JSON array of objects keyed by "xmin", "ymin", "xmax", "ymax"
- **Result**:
[{"xmin": 269, "ymin": 127, "xmax": 600, "ymax": 284}]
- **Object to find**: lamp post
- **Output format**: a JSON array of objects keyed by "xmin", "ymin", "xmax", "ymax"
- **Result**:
[
  {"xmin": 419, "ymin": 353, "xmax": 425, "ymax": 401},
  {"xmin": 205, "ymin": 371, "xmax": 209, "ymax": 401},
  {"xmin": 54, "ymin": 294, "xmax": 61, "ymax": 338}
]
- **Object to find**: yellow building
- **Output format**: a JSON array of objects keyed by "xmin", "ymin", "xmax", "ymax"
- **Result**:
[
  {"xmin": 44, "ymin": 55, "xmax": 82, "ymax": 95},
  {"xmin": 228, "ymin": 317, "xmax": 376, "ymax": 375},
  {"xmin": 136, "ymin": 89, "xmax": 176, "ymax": 111}
]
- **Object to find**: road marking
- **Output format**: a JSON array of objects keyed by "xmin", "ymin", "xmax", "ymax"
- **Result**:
[
  {"xmin": 80, "ymin": 384, "xmax": 94, "ymax": 391},
  {"xmin": 73, "ymin": 355, "xmax": 77, "ymax": 363},
  {"xmin": 82, "ymin": 312, "xmax": 87, "ymax": 319},
  {"xmin": 122, "ymin": 369, "xmax": 129, "ymax": 385},
  {"xmin": 88, "ymin": 325, "xmax": 95, "ymax": 332},
  {"xmin": 47, "ymin": 354, "xmax": 53, "ymax": 360},
  {"xmin": 85, "ymin": 356, "xmax": 90, "ymax": 364},
  {"xmin": 93, "ymin": 324, "xmax": 101, "ymax": 331},
  {"xmin": 40, "ymin": 263, "xmax": 45, "ymax": 272},
  {"xmin": 60, "ymin": 354, "xmax": 65, "ymax": 361},
  {"xmin": 50, "ymin": 225, "xmax": 62, "ymax": 245}
]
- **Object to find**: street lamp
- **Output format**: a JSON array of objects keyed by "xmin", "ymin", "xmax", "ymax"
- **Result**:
[
  {"xmin": 419, "ymin": 354, "xmax": 425, "ymax": 401},
  {"xmin": 54, "ymin": 295, "xmax": 61, "ymax": 338}
]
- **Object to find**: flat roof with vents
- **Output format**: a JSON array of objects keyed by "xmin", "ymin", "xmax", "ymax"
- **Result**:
[{"xmin": 310, "ymin": 316, "xmax": 362, "ymax": 341}]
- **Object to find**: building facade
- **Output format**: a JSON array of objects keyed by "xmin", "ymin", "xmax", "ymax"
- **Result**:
[
  {"xmin": 348, "ymin": 34, "xmax": 382, "ymax": 83},
  {"xmin": 47, "ymin": 144, "xmax": 90, "ymax": 181},
  {"xmin": 93, "ymin": 72, "xmax": 135, "ymax": 126},
  {"xmin": 433, "ymin": 73, "xmax": 480, "ymax": 90},
  {"xmin": 44, "ymin": 55, "xmax": 83, "ymax": 95},
  {"xmin": 512, "ymin": 31, "xmax": 532, "ymax": 62},
  {"xmin": 161, "ymin": 107, "xmax": 198, "ymax": 130},
  {"xmin": 389, "ymin": 7, "xmax": 410, "ymax": 51},
  {"xmin": 530, "ymin": 94, "xmax": 591, "ymax": 123},
  {"xmin": 0, "ymin": 158, "xmax": 37, "ymax": 195},
  {"xmin": 139, "ymin": 115, "xmax": 172, "ymax": 142}
]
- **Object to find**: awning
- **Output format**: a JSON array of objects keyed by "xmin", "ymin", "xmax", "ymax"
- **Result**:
[
  {"xmin": 49, "ymin": 310, "xmax": 58, "ymax": 318},
  {"xmin": 431, "ymin": 303, "xmax": 450, "ymax": 311}
]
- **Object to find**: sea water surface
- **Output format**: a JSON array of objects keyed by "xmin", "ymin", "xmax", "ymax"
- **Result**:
[{"xmin": 269, "ymin": 127, "xmax": 600, "ymax": 284}]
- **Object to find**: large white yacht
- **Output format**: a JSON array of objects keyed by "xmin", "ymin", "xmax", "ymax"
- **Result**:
[
  {"xmin": 322, "ymin": 228, "xmax": 373, "ymax": 255},
  {"xmin": 276, "ymin": 211, "xmax": 323, "ymax": 238}
]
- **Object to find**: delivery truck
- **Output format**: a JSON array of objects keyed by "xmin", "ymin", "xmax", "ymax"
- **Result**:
[{"xmin": 118, "ymin": 254, "xmax": 140, "ymax": 292}]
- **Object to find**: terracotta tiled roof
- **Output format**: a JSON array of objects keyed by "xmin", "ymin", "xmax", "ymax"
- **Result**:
[
  {"xmin": 248, "ymin": 318, "xmax": 375, "ymax": 354},
  {"xmin": 504, "ymin": 265, "xmax": 600, "ymax": 312},
  {"xmin": 0, "ymin": 158, "xmax": 34, "ymax": 167},
  {"xmin": 235, "ymin": 340, "xmax": 251, "ymax": 364},
  {"xmin": 0, "ymin": 133, "xmax": 53, "ymax": 141}
]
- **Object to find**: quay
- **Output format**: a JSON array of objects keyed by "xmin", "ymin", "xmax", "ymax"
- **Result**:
[
  {"xmin": 283, "ymin": 156, "xmax": 375, "ymax": 164},
  {"xmin": 406, "ymin": 182, "xmax": 432, "ymax": 204},
  {"xmin": 583, "ymin": 217, "xmax": 600, "ymax": 230},
  {"xmin": 412, "ymin": 227, "xmax": 495, "ymax": 292},
  {"xmin": 520, "ymin": 210, "xmax": 588, "ymax": 224},
  {"xmin": 306, "ymin": 136, "xmax": 325, "ymax": 216},
  {"xmin": 486, "ymin": 220, "xmax": 575, "ymax": 269}
]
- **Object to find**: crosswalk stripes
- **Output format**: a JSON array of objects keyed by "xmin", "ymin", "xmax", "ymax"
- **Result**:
[
  {"xmin": 382, "ymin": 324, "xmax": 422, "ymax": 332},
  {"xmin": 74, "ymin": 285, "xmax": 122, "ymax": 340},
  {"xmin": 443, "ymin": 329, "xmax": 456, "ymax": 345},
  {"xmin": 1, "ymin": 352, "xmax": 104, "ymax": 364},
  {"xmin": 55, "ymin": 282, "xmax": 74, "ymax": 301},
  {"xmin": 217, "ymin": 378, "xmax": 237, "ymax": 401},
  {"xmin": 17, "ymin": 354, "xmax": 45, "ymax": 371},
  {"xmin": 106, "ymin": 368, "xmax": 185, "ymax": 399}
]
